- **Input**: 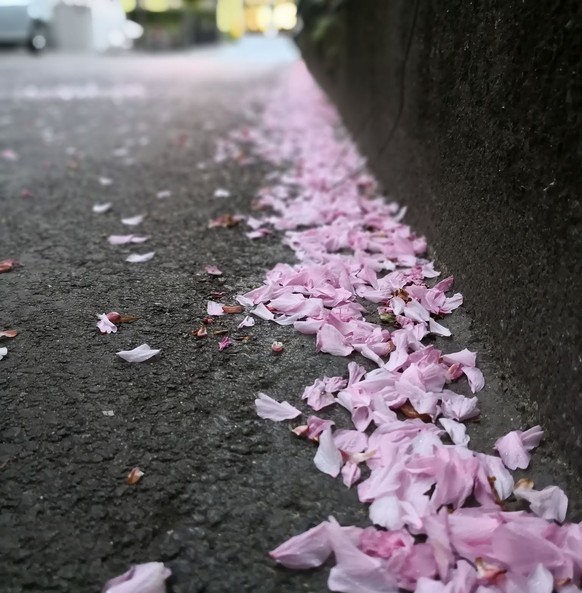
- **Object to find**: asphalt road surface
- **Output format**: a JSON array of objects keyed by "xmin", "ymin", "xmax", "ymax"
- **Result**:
[{"xmin": 0, "ymin": 38, "xmax": 579, "ymax": 593}]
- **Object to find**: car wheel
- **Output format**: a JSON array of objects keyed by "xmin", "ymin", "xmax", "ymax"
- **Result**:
[{"xmin": 27, "ymin": 23, "xmax": 48, "ymax": 54}]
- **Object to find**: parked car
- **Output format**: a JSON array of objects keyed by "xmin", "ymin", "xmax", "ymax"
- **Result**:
[
  {"xmin": 0, "ymin": 0, "xmax": 142, "ymax": 53},
  {"xmin": 0, "ymin": 0, "xmax": 56, "ymax": 52}
]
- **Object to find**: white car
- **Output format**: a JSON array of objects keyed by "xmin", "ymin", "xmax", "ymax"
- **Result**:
[
  {"xmin": 0, "ymin": 0, "xmax": 55, "ymax": 51},
  {"xmin": 0, "ymin": 0, "xmax": 142, "ymax": 53}
]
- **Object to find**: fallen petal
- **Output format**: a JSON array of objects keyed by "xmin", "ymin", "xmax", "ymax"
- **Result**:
[
  {"xmin": 514, "ymin": 484, "xmax": 568, "ymax": 522},
  {"xmin": 127, "ymin": 467, "xmax": 144, "ymax": 485},
  {"xmin": 0, "ymin": 259, "xmax": 21, "ymax": 274},
  {"xmin": 126, "ymin": 252, "xmax": 155, "ymax": 263},
  {"xmin": 116, "ymin": 344, "xmax": 160, "ymax": 363},
  {"xmin": 255, "ymin": 392, "xmax": 301, "ymax": 421},
  {"xmin": 314, "ymin": 428, "xmax": 342, "ymax": 477},
  {"xmin": 1, "ymin": 149, "xmax": 18, "ymax": 161},
  {"xmin": 0, "ymin": 347, "xmax": 8, "ymax": 360},
  {"xmin": 207, "ymin": 301, "xmax": 225, "ymax": 316},
  {"xmin": 97, "ymin": 314, "xmax": 118, "ymax": 334},
  {"xmin": 238, "ymin": 315, "xmax": 255, "ymax": 329},
  {"xmin": 208, "ymin": 213, "xmax": 244, "ymax": 228},
  {"xmin": 93, "ymin": 202, "xmax": 112, "ymax": 214},
  {"xmin": 0, "ymin": 329, "xmax": 18, "ymax": 339},
  {"xmin": 108, "ymin": 235, "xmax": 149, "ymax": 245},
  {"xmin": 213, "ymin": 188, "xmax": 231, "ymax": 198},
  {"xmin": 101, "ymin": 562, "xmax": 170, "ymax": 593},
  {"xmin": 218, "ymin": 335, "xmax": 233, "ymax": 351},
  {"xmin": 156, "ymin": 190, "xmax": 171, "ymax": 199},
  {"xmin": 206, "ymin": 265, "xmax": 223, "ymax": 276},
  {"xmin": 194, "ymin": 325, "xmax": 207, "ymax": 338},
  {"xmin": 270, "ymin": 522, "xmax": 332, "ymax": 569},
  {"xmin": 121, "ymin": 214, "xmax": 144, "ymax": 226}
]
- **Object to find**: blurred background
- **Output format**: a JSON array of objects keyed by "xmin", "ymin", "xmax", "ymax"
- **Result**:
[{"xmin": 0, "ymin": 0, "xmax": 299, "ymax": 54}]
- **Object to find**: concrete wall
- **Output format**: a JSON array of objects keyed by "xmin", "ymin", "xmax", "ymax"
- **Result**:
[{"xmin": 297, "ymin": 1, "xmax": 582, "ymax": 467}]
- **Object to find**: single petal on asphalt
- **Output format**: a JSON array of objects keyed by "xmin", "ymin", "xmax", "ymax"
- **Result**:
[
  {"xmin": 93, "ymin": 202, "xmax": 112, "ymax": 214},
  {"xmin": 0, "ymin": 347, "xmax": 7, "ymax": 360},
  {"xmin": 269, "ymin": 522, "xmax": 332, "ymax": 569},
  {"xmin": 314, "ymin": 428, "xmax": 342, "ymax": 477},
  {"xmin": 102, "ymin": 562, "xmax": 170, "ymax": 593},
  {"xmin": 1, "ymin": 149, "xmax": 19, "ymax": 161},
  {"xmin": 213, "ymin": 188, "xmax": 230, "ymax": 198},
  {"xmin": 207, "ymin": 301, "xmax": 225, "ymax": 316},
  {"xmin": 238, "ymin": 315, "xmax": 255, "ymax": 329},
  {"xmin": 205, "ymin": 265, "xmax": 223, "ymax": 276},
  {"xmin": 0, "ymin": 329, "xmax": 18, "ymax": 339},
  {"xmin": 218, "ymin": 335, "xmax": 232, "ymax": 351},
  {"xmin": 108, "ymin": 235, "xmax": 149, "ymax": 245},
  {"xmin": 99, "ymin": 176, "xmax": 113, "ymax": 186},
  {"xmin": 255, "ymin": 392, "xmax": 301, "ymax": 421},
  {"xmin": 126, "ymin": 252, "xmax": 155, "ymax": 263},
  {"xmin": 121, "ymin": 214, "xmax": 144, "ymax": 226},
  {"xmin": 156, "ymin": 190, "xmax": 171, "ymax": 199},
  {"xmin": 127, "ymin": 467, "xmax": 144, "ymax": 485},
  {"xmin": 116, "ymin": 344, "xmax": 160, "ymax": 363},
  {"xmin": 97, "ymin": 314, "xmax": 118, "ymax": 334}
]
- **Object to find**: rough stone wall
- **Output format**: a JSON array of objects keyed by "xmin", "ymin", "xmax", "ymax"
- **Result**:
[{"xmin": 297, "ymin": 1, "xmax": 582, "ymax": 466}]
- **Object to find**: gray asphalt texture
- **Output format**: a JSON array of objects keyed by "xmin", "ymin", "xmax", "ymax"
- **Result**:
[{"xmin": 0, "ymin": 38, "xmax": 580, "ymax": 593}]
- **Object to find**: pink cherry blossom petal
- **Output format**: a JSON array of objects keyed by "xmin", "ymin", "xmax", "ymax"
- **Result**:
[
  {"xmin": 205, "ymin": 265, "xmax": 223, "ymax": 276},
  {"xmin": 101, "ymin": 562, "xmax": 170, "ymax": 593},
  {"xmin": 269, "ymin": 522, "xmax": 332, "ymax": 569},
  {"xmin": 255, "ymin": 392, "xmax": 301, "ymax": 421},
  {"xmin": 97, "ymin": 314, "xmax": 118, "ymax": 334},
  {"xmin": 218, "ymin": 335, "xmax": 232, "ymax": 351},
  {"xmin": 207, "ymin": 301, "xmax": 225, "ymax": 316}
]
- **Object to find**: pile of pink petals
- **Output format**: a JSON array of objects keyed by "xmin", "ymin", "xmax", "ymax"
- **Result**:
[{"xmin": 223, "ymin": 63, "xmax": 582, "ymax": 592}]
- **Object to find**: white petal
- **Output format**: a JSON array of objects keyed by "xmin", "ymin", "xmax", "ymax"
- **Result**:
[
  {"xmin": 126, "ymin": 252, "xmax": 155, "ymax": 263},
  {"xmin": 93, "ymin": 202, "xmax": 112, "ymax": 214},
  {"xmin": 116, "ymin": 344, "xmax": 160, "ymax": 363},
  {"xmin": 121, "ymin": 214, "xmax": 144, "ymax": 226}
]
